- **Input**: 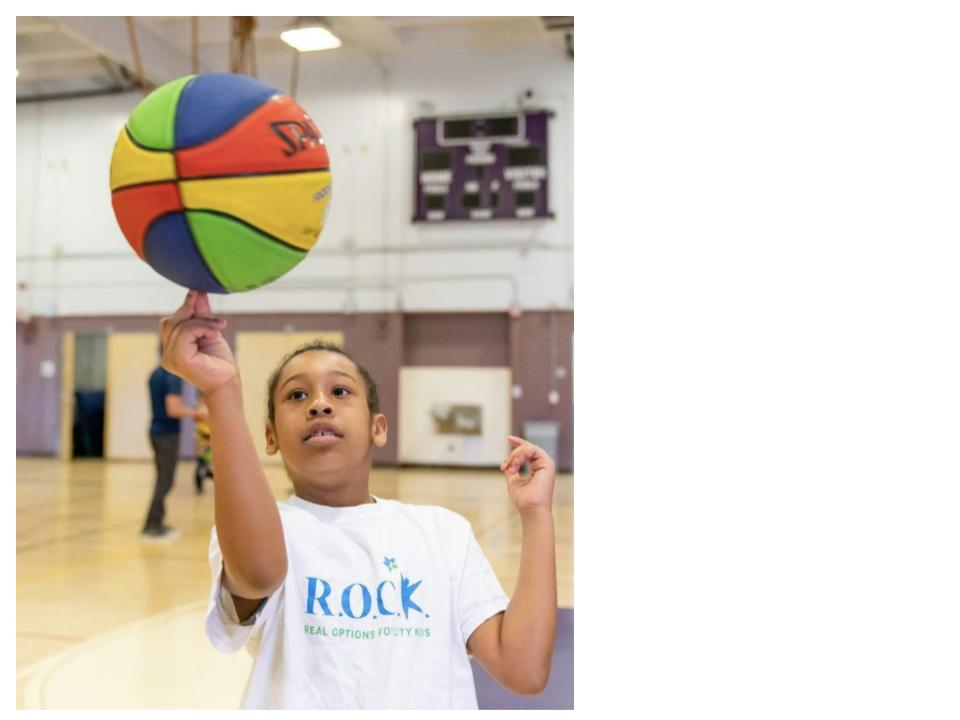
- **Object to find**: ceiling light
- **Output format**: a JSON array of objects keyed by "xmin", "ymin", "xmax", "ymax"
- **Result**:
[{"xmin": 281, "ymin": 18, "xmax": 341, "ymax": 52}]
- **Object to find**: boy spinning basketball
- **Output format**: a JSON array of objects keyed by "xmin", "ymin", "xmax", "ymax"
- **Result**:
[{"xmin": 159, "ymin": 290, "xmax": 557, "ymax": 709}]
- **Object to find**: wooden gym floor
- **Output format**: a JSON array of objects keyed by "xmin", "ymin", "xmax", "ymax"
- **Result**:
[{"xmin": 15, "ymin": 457, "xmax": 573, "ymax": 709}]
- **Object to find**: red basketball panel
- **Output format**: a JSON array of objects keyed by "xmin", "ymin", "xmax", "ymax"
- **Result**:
[
  {"xmin": 111, "ymin": 182, "xmax": 184, "ymax": 258},
  {"xmin": 175, "ymin": 95, "xmax": 330, "ymax": 179}
]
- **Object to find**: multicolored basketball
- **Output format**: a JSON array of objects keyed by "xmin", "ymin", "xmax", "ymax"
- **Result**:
[{"xmin": 109, "ymin": 72, "xmax": 332, "ymax": 293}]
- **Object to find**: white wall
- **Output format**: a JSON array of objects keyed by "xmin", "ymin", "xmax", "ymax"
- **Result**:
[
  {"xmin": 399, "ymin": 367, "xmax": 512, "ymax": 466},
  {"xmin": 103, "ymin": 333, "xmax": 156, "ymax": 460},
  {"xmin": 16, "ymin": 45, "xmax": 573, "ymax": 317}
]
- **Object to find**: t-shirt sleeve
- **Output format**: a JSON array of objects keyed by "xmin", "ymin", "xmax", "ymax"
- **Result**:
[
  {"xmin": 165, "ymin": 371, "xmax": 182, "ymax": 397},
  {"xmin": 204, "ymin": 526, "xmax": 281, "ymax": 654},
  {"xmin": 457, "ymin": 522, "xmax": 510, "ymax": 647}
]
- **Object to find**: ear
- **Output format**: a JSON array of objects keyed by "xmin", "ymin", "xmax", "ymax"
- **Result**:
[
  {"xmin": 265, "ymin": 424, "xmax": 279, "ymax": 456},
  {"xmin": 371, "ymin": 413, "xmax": 388, "ymax": 448}
]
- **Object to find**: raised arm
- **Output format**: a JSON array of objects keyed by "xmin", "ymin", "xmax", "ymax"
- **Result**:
[
  {"xmin": 467, "ymin": 436, "xmax": 557, "ymax": 695},
  {"xmin": 160, "ymin": 291, "xmax": 287, "ymax": 609}
]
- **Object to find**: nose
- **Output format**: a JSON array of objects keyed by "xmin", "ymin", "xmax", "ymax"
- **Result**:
[{"xmin": 308, "ymin": 394, "xmax": 333, "ymax": 417}]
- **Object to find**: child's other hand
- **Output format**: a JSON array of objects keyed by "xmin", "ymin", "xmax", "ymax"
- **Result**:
[
  {"xmin": 160, "ymin": 291, "xmax": 237, "ymax": 395},
  {"xmin": 500, "ymin": 435, "xmax": 556, "ymax": 516}
]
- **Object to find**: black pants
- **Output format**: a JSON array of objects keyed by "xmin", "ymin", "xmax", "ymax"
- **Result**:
[{"xmin": 143, "ymin": 433, "xmax": 180, "ymax": 532}]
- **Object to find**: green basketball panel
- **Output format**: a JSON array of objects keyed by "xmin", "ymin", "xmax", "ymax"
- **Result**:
[
  {"xmin": 186, "ymin": 211, "xmax": 307, "ymax": 292},
  {"xmin": 126, "ymin": 75, "xmax": 195, "ymax": 150}
]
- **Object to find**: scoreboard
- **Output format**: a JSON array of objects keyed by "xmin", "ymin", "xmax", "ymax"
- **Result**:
[{"xmin": 413, "ymin": 110, "xmax": 553, "ymax": 222}]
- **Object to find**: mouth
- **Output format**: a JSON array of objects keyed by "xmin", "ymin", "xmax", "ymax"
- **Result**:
[{"xmin": 301, "ymin": 422, "xmax": 344, "ymax": 445}]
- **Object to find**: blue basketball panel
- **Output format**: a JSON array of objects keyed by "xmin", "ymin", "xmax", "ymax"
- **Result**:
[
  {"xmin": 174, "ymin": 73, "xmax": 278, "ymax": 150},
  {"xmin": 143, "ymin": 213, "xmax": 228, "ymax": 293}
]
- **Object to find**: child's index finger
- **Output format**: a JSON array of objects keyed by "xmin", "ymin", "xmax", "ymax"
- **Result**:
[
  {"xmin": 193, "ymin": 291, "xmax": 213, "ymax": 319},
  {"xmin": 168, "ymin": 290, "xmax": 198, "ymax": 324},
  {"xmin": 507, "ymin": 435, "xmax": 526, "ymax": 446}
]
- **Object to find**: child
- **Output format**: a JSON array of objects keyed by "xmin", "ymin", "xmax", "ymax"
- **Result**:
[{"xmin": 159, "ymin": 290, "xmax": 558, "ymax": 709}]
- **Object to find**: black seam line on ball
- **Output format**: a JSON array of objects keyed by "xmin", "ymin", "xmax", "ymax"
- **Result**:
[
  {"xmin": 173, "ymin": 91, "xmax": 280, "ymax": 152},
  {"xmin": 111, "ymin": 179, "xmax": 179, "ymax": 193},
  {"xmin": 184, "ymin": 208, "xmax": 309, "ymax": 256},
  {"xmin": 179, "ymin": 166, "xmax": 330, "ymax": 181},
  {"xmin": 122, "ymin": 76, "xmax": 264, "ymax": 154},
  {"xmin": 111, "ymin": 165, "xmax": 330, "ymax": 194},
  {"xmin": 123, "ymin": 76, "xmax": 197, "ymax": 153},
  {"xmin": 143, "ymin": 210, "xmax": 228, "ymax": 294},
  {"xmin": 170, "ymin": 78, "xmax": 196, "ymax": 238},
  {"xmin": 112, "ymin": 194, "xmax": 316, "ymax": 255},
  {"xmin": 123, "ymin": 126, "xmax": 175, "ymax": 153},
  {"xmin": 172, "ymin": 76, "xmax": 196, "ymax": 181},
  {"xmin": 120, "ymin": 126, "xmax": 331, "ymax": 176},
  {"xmin": 111, "ymin": 167, "xmax": 330, "ymax": 193}
]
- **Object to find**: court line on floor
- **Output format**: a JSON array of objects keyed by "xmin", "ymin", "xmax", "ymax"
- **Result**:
[
  {"xmin": 16, "ymin": 521, "xmax": 139, "ymax": 553},
  {"xmin": 17, "ymin": 632, "xmax": 88, "ymax": 642},
  {"xmin": 18, "ymin": 599, "xmax": 211, "ymax": 708}
]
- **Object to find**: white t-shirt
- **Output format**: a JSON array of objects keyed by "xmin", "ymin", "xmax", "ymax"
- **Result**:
[{"xmin": 204, "ymin": 494, "xmax": 510, "ymax": 709}]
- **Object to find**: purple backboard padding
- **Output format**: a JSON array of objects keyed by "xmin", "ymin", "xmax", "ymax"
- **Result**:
[{"xmin": 471, "ymin": 606, "xmax": 573, "ymax": 709}]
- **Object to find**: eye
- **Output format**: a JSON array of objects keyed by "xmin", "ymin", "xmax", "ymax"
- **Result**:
[
  {"xmin": 287, "ymin": 389, "xmax": 308, "ymax": 401},
  {"xmin": 332, "ymin": 386, "xmax": 351, "ymax": 398}
]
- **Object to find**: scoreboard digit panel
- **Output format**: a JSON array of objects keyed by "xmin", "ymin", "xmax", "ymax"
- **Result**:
[{"xmin": 413, "ymin": 110, "xmax": 552, "ymax": 222}]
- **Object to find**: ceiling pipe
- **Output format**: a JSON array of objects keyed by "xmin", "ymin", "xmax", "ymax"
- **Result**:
[
  {"xmin": 18, "ymin": 273, "xmax": 523, "ymax": 312},
  {"xmin": 16, "ymin": 86, "xmax": 135, "ymax": 103},
  {"xmin": 16, "ymin": 239, "xmax": 570, "ymax": 262}
]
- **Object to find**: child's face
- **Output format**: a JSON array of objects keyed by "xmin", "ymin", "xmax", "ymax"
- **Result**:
[{"xmin": 265, "ymin": 350, "xmax": 387, "ymax": 483}]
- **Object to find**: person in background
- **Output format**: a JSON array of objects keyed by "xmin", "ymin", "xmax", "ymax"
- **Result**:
[
  {"xmin": 195, "ymin": 395, "xmax": 214, "ymax": 494},
  {"xmin": 141, "ymin": 343, "xmax": 207, "ymax": 540}
]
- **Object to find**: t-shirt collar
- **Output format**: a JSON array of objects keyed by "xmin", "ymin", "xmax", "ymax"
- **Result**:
[{"xmin": 285, "ymin": 493, "xmax": 382, "ymax": 522}]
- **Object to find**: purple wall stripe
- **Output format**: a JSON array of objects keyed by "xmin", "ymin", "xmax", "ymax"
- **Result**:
[{"xmin": 16, "ymin": 310, "xmax": 573, "ymax": 470}]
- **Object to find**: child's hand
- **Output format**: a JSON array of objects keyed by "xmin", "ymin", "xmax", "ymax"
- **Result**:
[
  {"xmin": 159, "ymin": 291, "xmax": 237, "ymax": 395},
  {"xmin": 500, "ymin": 435, "xmax": 556, "ymax": 516}
]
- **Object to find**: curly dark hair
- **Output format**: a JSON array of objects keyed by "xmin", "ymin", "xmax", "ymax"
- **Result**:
[{"xmin": 265, "ymin": 341, "xmax": 380, "ymax": 426}]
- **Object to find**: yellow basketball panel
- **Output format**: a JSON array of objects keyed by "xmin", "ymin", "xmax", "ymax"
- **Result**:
[
  {"xmin": 178, "ymin": 172, "xmax": 332, "ymax": 251},
  {"xmin": 109, "ymin": 128, "xmax": 177, "ymax": 191}
]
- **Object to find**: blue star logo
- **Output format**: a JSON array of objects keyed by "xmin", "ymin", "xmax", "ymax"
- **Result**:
[{"xmin": 383, "ymin": 556, "xmax": 398, "ymax": 571}]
